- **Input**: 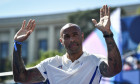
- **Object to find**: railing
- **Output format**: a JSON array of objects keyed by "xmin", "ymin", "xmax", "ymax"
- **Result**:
[
  {"xmin": 0, "ymin": 71, "xmax": 12, "ymax": 77},
  {"xmin": 0, "ymin": 71, "xmax": 15, "ymax": 84}
]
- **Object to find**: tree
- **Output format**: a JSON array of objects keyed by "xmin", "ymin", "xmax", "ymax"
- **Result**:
[
  {"xmin": 26, "ymin": 50, "xmax": 64, "ymax": 67},
  {"xmin": 136, "ymin": 6, "xmax": 140, "ymax": 15},
  {"xmin": 68, "ymin": 7, "xmax": 126, "ymax": 38}
]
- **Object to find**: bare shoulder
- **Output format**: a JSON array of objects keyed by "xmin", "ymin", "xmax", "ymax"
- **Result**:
[{"xmin": 25, "ymin": 67, "xmax": 45, "ymax": 83}]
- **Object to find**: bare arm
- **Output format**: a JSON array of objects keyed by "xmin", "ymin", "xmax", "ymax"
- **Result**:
[
  {"xmin": 92, "ymin": 5, "xmax": 122, "ymax": 77},
  {"xmin": 12, "ymin": 20, "xmax": 44, "ymax": 83},
  {"xmin": 99, "ymin": 36, "xmax": 122, "ymax": 77}
]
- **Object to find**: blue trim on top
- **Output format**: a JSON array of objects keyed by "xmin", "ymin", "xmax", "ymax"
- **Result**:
[
  {"xmin": 14, "ymin": 40, "xmax": 22, "ymax": 51},
  {"xmin": 47, "ymin": 79, "xmax": 50, "ymax": 84},
  {"xmin": 44, "ymin": 71, "xmax": 47, "ymax": 74},
  {"xmin": 89, "ymin": 66, "xmax": 98, "ymax": 84},
  {"xmin": 99, "ymin": 75, "xmax": 102, "ymax": 84},
  {"xmin": 43, "ymin": 71, "xmax": 50, "ymax": 84}
]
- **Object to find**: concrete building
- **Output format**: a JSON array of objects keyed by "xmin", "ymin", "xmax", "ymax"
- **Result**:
[{"xmin": 0, "ymin": 4, "xmax": 140, "ymax": 72}]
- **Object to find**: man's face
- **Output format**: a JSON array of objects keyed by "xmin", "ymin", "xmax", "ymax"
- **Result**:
[{"xmin": 60, "ymin": 26, "xmax": 84, "ymax": 54}]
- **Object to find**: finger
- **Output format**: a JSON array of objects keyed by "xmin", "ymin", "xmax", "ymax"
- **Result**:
[
  {"xmin": 100, "ymin": 8, "xmax": 104, "ymax": 18},
  {"xmin": 92, "ymin": 19, "xmax": 98, "ymax": 26},
  {"xmin": 16, "ymin": 28, "xmax": 22, "ymax": 36},
  {"xmin": 32, "ymin": 21, "xmax": 36, "ymax": 32},
  {"xmin": 26, "ymin": 31, "xmax": 31, "ymax": 38},
  {"xmin": 108, "ymin": 6, "xmax": 110, "ymax": 18},
  {"xmin": 102, "ymin": 5, "xmax": 105, "ymax": 17},
  {"xmin": 31, "ymin": 20, "xmax": 36, "ymax": 32},
  {"xmin": 21, "ymin": 20, "xmax": 26, "ymax": 29},
  {"xmin": 26, "ymin": 19, "xmax": 32, "ymax": 30},
  {"xmin": 105, "ymin": 5, "xmax": 108, "ymax": 15},
  {"xmin": 29, "ymin": 19, "xmax": 35, "ymax": 30}
]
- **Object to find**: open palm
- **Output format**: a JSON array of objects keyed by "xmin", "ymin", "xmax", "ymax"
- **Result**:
[
  {"xmin": 14, "ymin": 19, "xmax": 36, "ymax": 42},
  {"xmin": 92, "ymin": 5, "xmax": 112, "ymax": 35}
]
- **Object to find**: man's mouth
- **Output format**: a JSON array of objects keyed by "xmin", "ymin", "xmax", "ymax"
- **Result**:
[{"xmin": 69, "ymin": 42, "xmax": 78, "ymax": 48}]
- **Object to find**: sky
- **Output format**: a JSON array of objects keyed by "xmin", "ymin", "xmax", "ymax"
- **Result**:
[{"xmin": 0, "ymin": 0, "xmax": 140, "ymax": 18}]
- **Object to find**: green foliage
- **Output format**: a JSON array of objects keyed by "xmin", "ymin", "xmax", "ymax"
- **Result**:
[
  {"xmin": 68, "ymin": 7, "xmax": 126, "ymax": 38},
  {"xmin": 26, "ymin": 50, "xmax": 64, "ymax": 67},
  {"xmin": 136, "ymin": 6, "xmax": 140, "ymax": 15},
  {"xmin": 0, "ymin": 58, "xmax": 12, "ymax": 82},
  {"xmin": 6, "ymin": 59, "xmax": 12, "ymax": 72},
  {"xmin": 68, "ymin": 9, "xmax": 99, "ymax": 38}
]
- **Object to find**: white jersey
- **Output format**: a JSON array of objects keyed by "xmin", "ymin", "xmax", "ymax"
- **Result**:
[{"xmin": 35, "ymin": 52, "xmax": 106, "ymax": 84}]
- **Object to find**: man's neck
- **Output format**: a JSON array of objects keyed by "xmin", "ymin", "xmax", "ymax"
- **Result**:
[{"xmin": 66, "ymin": 51, "xmax": 83, "ymax": 62}]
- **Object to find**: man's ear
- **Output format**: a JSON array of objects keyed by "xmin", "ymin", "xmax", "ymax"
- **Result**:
[
  {"xmin": 82, "ymin": 32, "xmax": 84, "ymax": 41},
  {"xmin": 59, "ymin": 38, "xmax": 63, "ymax": 46}
]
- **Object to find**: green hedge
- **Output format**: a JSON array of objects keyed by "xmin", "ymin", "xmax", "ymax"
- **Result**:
[{"xmin": 26, "ymin": 50, "xmax": 64, "ymax": 67}]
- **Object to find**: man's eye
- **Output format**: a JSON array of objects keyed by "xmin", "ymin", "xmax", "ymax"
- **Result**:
[{"xmin": 64, "ymin": 35, "xmax": 70, "ymax": 39}]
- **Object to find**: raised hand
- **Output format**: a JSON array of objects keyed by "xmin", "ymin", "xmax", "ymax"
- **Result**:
[
  {"xmin": 14, "ymin": 19, "xmax": 36, "ymax": 42},
  {"xmin": 92, "ymin": 5, "xmax": 112, "ymax": 35}
]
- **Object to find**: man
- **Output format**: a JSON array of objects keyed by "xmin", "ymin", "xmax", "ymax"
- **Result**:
[{"xmin": 13, "ymin": 5, "xmax": 122, "ymax": 84}]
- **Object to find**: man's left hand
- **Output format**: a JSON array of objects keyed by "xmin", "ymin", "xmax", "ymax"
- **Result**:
[{"xmin": 92, "ymin": 5, "xmax": 112, "ymax": 35}]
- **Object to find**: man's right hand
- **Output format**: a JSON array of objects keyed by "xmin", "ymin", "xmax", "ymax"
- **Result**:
[{"xmin": 14, "ymin": 19, "xmax": 35, "ymax": 42}]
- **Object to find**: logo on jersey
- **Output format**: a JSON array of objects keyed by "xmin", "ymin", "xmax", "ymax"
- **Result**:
[{"xmin": 58, "ymin": 65, "xmax": 63, "ymax": 69}]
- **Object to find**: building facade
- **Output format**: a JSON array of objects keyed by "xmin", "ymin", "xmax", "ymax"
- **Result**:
[{"xmin": 0, "ymin": 13, "xmax": 71, "ymax": 68}]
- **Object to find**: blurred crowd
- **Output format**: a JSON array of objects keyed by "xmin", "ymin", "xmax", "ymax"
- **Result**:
[{"xmin": 123, "ymin": 43, "xmax": 140, "ymax": 71}]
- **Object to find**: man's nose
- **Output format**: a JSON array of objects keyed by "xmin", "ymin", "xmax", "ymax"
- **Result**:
[{"xmin": 70, "ymin": 37, "xmax": 74, "ymax": 42}]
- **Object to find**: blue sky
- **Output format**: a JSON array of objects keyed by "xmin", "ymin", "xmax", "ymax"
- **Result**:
[{"xmin": 0, "ymin": 0, "xmax": 140, "ymax": 18}]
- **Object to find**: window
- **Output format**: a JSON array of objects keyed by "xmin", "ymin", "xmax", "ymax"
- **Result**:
[
  {"xmin": 0, "ymin": 42, "xmax": 8, "ymax": 59},
  {"xmin": 0, "ymin": 42, "xmax": 8, "ymax": 72},
  {"xmin": 39, "ymin": 39, "xmax": 47, "ymax": 51}
]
